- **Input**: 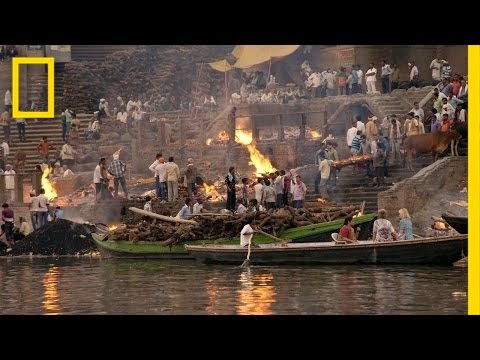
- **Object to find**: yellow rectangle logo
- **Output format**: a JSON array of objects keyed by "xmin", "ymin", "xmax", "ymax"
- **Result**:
[{"xmin": 12, "ymin": 57, "xmax": 55, "ymax": 118}]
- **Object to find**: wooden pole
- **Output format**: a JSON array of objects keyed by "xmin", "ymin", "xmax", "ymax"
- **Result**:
[{"xmin": 225, "ymin": 68, "xmax": 228, "ymax": 105}]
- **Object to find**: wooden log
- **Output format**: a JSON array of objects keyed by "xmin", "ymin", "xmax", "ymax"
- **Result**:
[{"xmin": 129, "ymin": 207, "xmax": 198, "ymax": 225}]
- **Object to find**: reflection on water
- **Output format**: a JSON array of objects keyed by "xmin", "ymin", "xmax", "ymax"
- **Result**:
[
  {"xmin": 235, "ymin": 269, "xmax": 276, "ymax": 315},
  {"xmin": 0, "ymin": 258, "xmax": 467, "ymax": 315},
  {"xmin": 42, "ymin": 265, "xmax": 60, "ymax": 314}
]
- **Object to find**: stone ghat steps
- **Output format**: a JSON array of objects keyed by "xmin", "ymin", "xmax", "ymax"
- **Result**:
[
  {"xmin": 71, "ymin": 45, "xmax": 137, "ymax": 62},
  {"xmin": 303, "ymin": 156, "xmax": 432, "ymax": 212}
]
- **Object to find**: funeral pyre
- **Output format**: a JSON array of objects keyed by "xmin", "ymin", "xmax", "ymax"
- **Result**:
[
  {"xmin": 332, "ymin": 154, "xmax": 373, "ymax": 169},
  {"xmin": 108, "ymin": 201, "xmax": 364, "ymax": 246}
]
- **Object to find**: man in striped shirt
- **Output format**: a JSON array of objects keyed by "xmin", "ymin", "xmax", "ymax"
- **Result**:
[{"xmin": 351, "ymin": 130, "xmax": 362, "ymax": 156}]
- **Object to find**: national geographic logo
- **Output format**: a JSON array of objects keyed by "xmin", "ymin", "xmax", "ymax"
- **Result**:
[{"xmin": 12, "ymin": 57, "xmax": 55, "ymax": 118}]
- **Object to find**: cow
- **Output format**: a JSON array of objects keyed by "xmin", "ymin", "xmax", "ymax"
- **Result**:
[
  {"xmin": 450, "ymin": 121, "xmax": 467, "ymax": 156},
  {"xmin": 402, "ymin": 130, "xmax": 461, "ymax": 172}
]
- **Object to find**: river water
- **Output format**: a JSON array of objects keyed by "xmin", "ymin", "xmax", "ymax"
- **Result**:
[{"xmin": 0, "ymin": 257, "xmax": 467, "ymax": 315}]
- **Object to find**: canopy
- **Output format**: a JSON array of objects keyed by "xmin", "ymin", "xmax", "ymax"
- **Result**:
[
  {"xmin": 232, "ymin": 45, "xmax": 300, "ymax": 69},
  {"xmin": 208, "ymin": 59, "xmax": 234, "ymax": 72},
  {"xmin": 209, "ymin": 45, "xmax": 300, "ymax": 72}
]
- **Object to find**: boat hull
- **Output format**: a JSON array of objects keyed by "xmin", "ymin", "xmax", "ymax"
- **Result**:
[
  {"xmin": 441, "ymin": 214, "xmax": 468, "ymax": 234},
  {"xmin": 185, "ymin": 235, "xmax": 468, "ymax": 266},
  {"xmin": 92, "ymin": 233, "xmax": 193, "ymax": 259}
]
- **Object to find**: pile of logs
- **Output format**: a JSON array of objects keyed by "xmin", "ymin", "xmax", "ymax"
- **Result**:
[{"xmin": 108, "ymin": 203, "xmax": 363, "ymax": 246}]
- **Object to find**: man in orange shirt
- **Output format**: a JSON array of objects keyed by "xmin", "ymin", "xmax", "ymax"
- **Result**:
[
  {"xmin": 37, "ymin": 136, "xmax": 55, "ymax": 164},
  {"xmin": 440, "ymin": 114, "xmax": 453, "ymax": 132}
]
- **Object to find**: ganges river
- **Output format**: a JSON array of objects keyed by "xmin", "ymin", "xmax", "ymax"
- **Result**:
[{"xmin": 0, "ymin": 257, "xmax": 467, "ymax": 315}]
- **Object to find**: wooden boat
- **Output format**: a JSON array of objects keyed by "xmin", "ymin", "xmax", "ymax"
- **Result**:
[
  {"xmin": 185, "ymin": 234, "xmax": 468, "ymax": 266},
  {"xmin": 91, "ymin": 213, "xmax": 377, "ymax": 259},
  {"xmin": 91, "ymin": 233, "xmax": 194, "ymax": 259},
  {"xmin": 441, "ymin": 214, "xmax": 468, "ymax": 234}
]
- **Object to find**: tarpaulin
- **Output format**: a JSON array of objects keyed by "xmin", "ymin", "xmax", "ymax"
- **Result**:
[
  {"xmin": 209, "ymin": 45, "xmax": 300, "ymax": 72},
  {"xmin": 208, "ymin": 59, "xmax": 234, "ymax": 72},
  {"xmin": 232, "ymin": 45, "xmax": 300, "ymax": 69}
]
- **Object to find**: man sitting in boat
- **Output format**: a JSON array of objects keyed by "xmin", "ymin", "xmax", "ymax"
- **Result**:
[
  {"xmin": 337, "ymin": 216, "xmax": 359, "ymax": 244},
  {"xmin": 373, "ymin": 209, "xmax": 397, "ymax": 242}
]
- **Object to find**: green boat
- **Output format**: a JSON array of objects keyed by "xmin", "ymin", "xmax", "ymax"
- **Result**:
[{"xmin": 92, "ymin": 213, "xmax": 377, "ymax": 259}]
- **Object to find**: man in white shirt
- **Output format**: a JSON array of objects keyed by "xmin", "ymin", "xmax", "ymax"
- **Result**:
[
  {"xmin": 430, "ymin": 56, "xmax": 443, "ymax": 83},
  {"xmin": 356, "ymin": 65, "xmax": 364, "ymax": 93},
  {"xmin": 365, "ymin": 63, "xmax": 377, "ymax": 94},
  {"xmin": 236, "ymin": 199, "xmax": 247, "ymax": 214},
  {"xmin": 4, "ymin": 88, "xmax": 12, "ymax": 115},
  {"xmin": 4, "ymin": 164, "xmax": 15, "ymax": 202},
  {"xmin": 410, "ymin": 102, "xmax": 425, "ymax": 121},
  {"xmin": 193, "ymin": 199, "xmax": 204, "ymax": 214},
  {"xmin": 381, "ymin": 60, "xmax": 392, "ymax": 94},
  {"xmin": 36, "ymin": 188, "xmax": 50, "ymax": 227},
  {"xmin": 318, "ymin": 152, "xmax": 333, "ymax": 200},
  {"xmin": 346, "ymin": 122, "xmax": 358, "ymax": 150},
  {"xmin": 355, "ymin": 115, "xmax": 365, "ymax": 134},
  {"xmin": 1, "ymin": 139, "xmax": 9, "ymax": 164},
  {"xmin": 409, "ymin": 62, "xmax": 419, "ymax": 88},
  {"xmin": 240, "ymin": 220, "xmax": 257, "ymax": 247}
]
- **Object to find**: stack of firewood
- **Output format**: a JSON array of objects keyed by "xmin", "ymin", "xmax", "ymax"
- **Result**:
[{"xmin": 108, "ymin": 204, "xmax": 362, "ymax": 246}]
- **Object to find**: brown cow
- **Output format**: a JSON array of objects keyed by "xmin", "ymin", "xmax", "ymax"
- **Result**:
[
  {"xmin": 403, "ymin": 130, "xmax": 461, "ymax": 171},
  {"xmin": 13, "ymin": 149, "xmax": 27, "ymax": 172}
]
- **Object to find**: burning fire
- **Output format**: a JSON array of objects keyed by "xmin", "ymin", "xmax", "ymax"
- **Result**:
[
  {"xmin": 108, "ymin": 224, "xmax": 119, "ymax": 231},
  {"xmin": 206, "ymin": 138, "xmax": 213, "ymax": 146},
  {"xmin": 42, "ymin": 167, "xmax": 58, "ymax": 200},
  {"xmin": 235, "ymin": 129, "xmax": 276, "ymax": 177},
  {"xmin": 353, "ymin": 211, "xmax": 363, "ymax": 218},
  {"xmin": 218, "ymin": 131, "xmax": 229, "ymax": 142},
  {"xmin": 307, "ymin": 127, "xmax": 321, "ymax": 138},
  {"xmin": 203, "ymin": 183, "xmax": 221, "ymax": 201},
  {"xmin": 316, "ymin": 198, "xmax": 327, "ymax": 203},
  {"xmin": 435, "ymin": 221, "xmax": 446, "ymax": 230}
]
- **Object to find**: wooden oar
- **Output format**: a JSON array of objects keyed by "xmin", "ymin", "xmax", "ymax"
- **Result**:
[{"xmin": 254, "ymin": 228, "xmax": 290, "ymax": 245}]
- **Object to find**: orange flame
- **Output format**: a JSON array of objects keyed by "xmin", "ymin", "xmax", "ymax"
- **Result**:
[
  {"xmin": 435, "ymin": 221, "xmax": 446, "ymax": 229},
  {"xmin": 108, "ymin": 224, "xmax": 119, "ymax": 231},
  {"xmin": 353, "ymin": 211, "xmax": 363, "ymax": 218},
  {"xmin": 218, "ymin": 131, "xmax": 229, "ymax": 142},
  {"xmin": 235, "ymin": 129, "xmax": 276, "ymax": 177},
  {"xmin": 316, "ymin": 198, "xmax": 327, "ymax": 203},
  {"xmin": 42, "ymin": 167, "xmax": 58, "ymax": 200},
  {"xmin": 308, "ymin": 127, "xmax": 321, "ymax": 138}
]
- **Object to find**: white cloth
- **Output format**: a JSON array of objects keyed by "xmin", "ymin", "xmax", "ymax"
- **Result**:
[
  {"xmin": 365, "ymin": 67, "xmax": 377, "ymax": 82},
  {"xmin": 63, "ymin": 169, "xmax": 74, "ymax": 177},
  {"xmin": 192, "ymin": 202, "xmax": 203, "ymax": 214},
  {"xmin": 410, "ymin": 108, "xmax": 425, "ymax": 121},
  {"xmin": 36, "ymin": 194, "xmax": 49, "ymax": 212},
  {"xmin": 155, "ymin": 163, "xmax": 167, "ymax": 182},
  {"xmin": 356, "ymin": 121, "xmax": 365, "ymax": 134},
  {"xmin": 4, "ymin": 169, "xmax": 15, "ymax": 189},
  {"xmin": 254, "ymin": 183, "xmax": 263, "ymax": 203},
  {"xmin": 240, "ymin": 224, "xmax": 255, "ymax": 246},
  {"xmin": 93, "ymin": 165, "xmax": 102, "ymax": 183},
  {"xmin": 346, "ymin": 127, "xmax": 357, "ymax": 146},
  {"xmin": 30, "ymin": 196, "xmax": 40, "ymax": 212},
  {"xmin": 409, "ymin": 66, "xmax": 418, "ymax": 81},
  {"xmin": 357, "ymin": 69, "xmax": 363, "ymax": 85},
  {"xmin": 144, "ymin": 201, "xmax": 152, "ymax": 212},
  {"xmin": 430, "ymin": 59, "xmax": 443, "ymax": 81},
  {"xmin": 1, "ymin": 141, "xmax": 9, "ymax": 156},
  {"xmin": 237, "ymin": 203, "xmax": 247, "ymax": 214},
  {"xmin": 319, "ymin": 159, "xmax": 333, "ymax": 180},
  {"xmin": 4, "ymin": 90, "xmax": 12, "ymax": 106}
]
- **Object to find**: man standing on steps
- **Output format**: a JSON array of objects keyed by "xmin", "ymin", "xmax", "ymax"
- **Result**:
[
  {"xmin": 381, "ymin": 60, "xmax": 392, "ymax": 94},
  {"xmin": 365, "ymin": 63, "xmax": 377, "ymax": 95},
  {"xmin": 107, "ymin": 151, "xmax": 129, "ymax": 199},
  {"xmin": 37, "ymin": 136, "xmax": 55, "ymax": 164},
  {"xmin": 4, "ymin": 88, "xmax": 12, "ymax": 115}
]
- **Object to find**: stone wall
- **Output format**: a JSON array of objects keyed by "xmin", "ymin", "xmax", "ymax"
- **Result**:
[{"xmin": 377, "ymin": 156, "xmax": 467, "ymax": 230}]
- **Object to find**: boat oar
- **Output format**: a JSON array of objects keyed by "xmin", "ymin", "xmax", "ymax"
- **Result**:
[
  {"xmin": 241, "ymin": 239, "xmax": 252, "ymax": 268},
  {"xmin": 255, "ymin": 228, "xmax": 290, "ymax": 246}
]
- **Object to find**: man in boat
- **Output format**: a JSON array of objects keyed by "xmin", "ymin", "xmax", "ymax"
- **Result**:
[{"xmin": 240, "ymin": 219, "xmax": 259, "ymax": 247}]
